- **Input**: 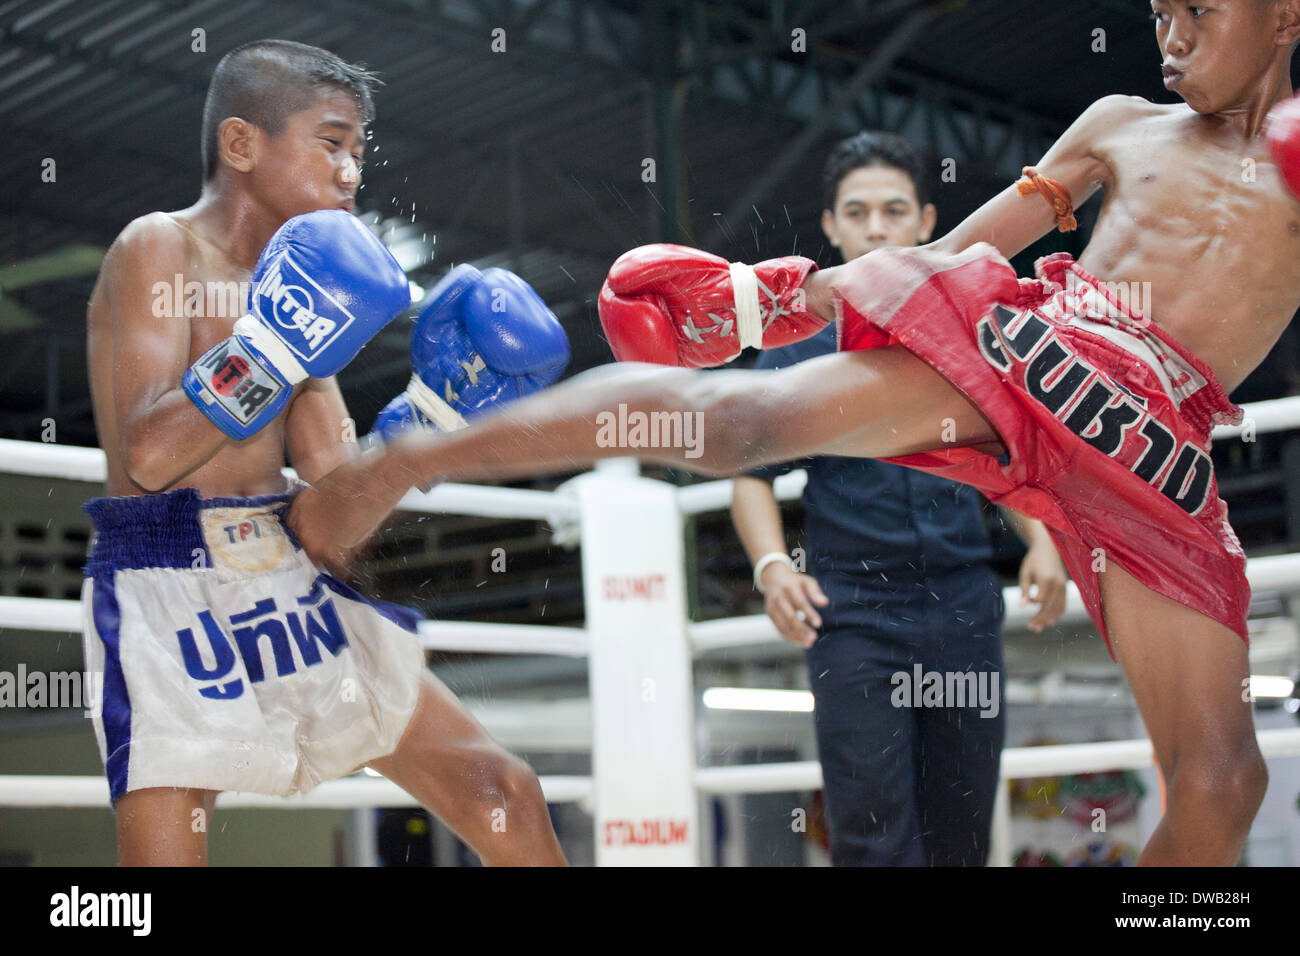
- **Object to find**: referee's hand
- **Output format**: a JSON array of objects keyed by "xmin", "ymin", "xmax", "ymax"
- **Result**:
[{"xmin": 760, "ymin": 564, "xmax": 829, "ymax": 649}]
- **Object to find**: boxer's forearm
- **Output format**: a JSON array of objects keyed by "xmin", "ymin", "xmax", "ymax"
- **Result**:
[{"xmin": 120, "ymin": 388, "xmax": 235, "ymax": 492}]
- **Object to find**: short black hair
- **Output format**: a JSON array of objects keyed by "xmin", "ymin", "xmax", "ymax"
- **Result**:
[
  {"xmin": 201, "ymin": 39, "xmax": 379, "ymax": 181},
  {"xmin": 822, "ymin": 130, "xmax": 930, "ymax": 212}
]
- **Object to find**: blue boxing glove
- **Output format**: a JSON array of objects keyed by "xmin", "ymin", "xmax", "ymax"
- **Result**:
[
  {"xmin": 370, "ymin": 264, "xmax": 570, "ymax": 440},
  {"xmin": 184, "ymin": 210, "xmax": 410, "ymax": 440}
]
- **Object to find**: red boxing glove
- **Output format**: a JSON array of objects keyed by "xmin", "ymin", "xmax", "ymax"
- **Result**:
[
  {"xmin": 598, "ymin": 243, "xmax": 824, "ymax": 368},
  {"xmin": 1267, "ymin": 94, "xmax": 1300, "ymax": 199}
]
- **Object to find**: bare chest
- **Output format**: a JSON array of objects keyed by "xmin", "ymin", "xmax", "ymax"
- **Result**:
[
  {"xmin": 168, "ymin": 259, "xmax": 254, "ymax": 363},
  {"xmin": 1103, "ymin": 134, "xmax": 1300, "ymax": 253}
]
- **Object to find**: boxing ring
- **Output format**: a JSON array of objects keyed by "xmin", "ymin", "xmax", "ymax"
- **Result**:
[{"xmin": 4, "ymin": 397, "xmax": 1300, "ymax": 865}]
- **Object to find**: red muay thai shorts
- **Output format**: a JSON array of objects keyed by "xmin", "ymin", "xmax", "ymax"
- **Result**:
[{"xmin": 830, "ymin": 243, "xmax": 1249, "ymax": 649}]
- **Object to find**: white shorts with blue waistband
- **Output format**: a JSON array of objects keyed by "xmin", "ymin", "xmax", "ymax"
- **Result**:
[{"xmin": 80, "ymin": 486, "xmax": 425, "ymax": 804}]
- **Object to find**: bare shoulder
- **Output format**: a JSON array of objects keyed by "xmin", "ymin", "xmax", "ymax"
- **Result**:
[
  {"xmin": 1095, "ymin": 93, "xmax": 1166, "ymax": 114},
  {"xmin": 1042, "ymin": 95, "xmax": 1162, "ymax": 168},
  {"xmin": 90, "ymin": 212, "xmax": 199, "ymax": 345},
  {"xmin": 99, "ymin": 212, "xmax": 191, "ymax": 288},
  {"xmin": 1051, "ymin": 95, "xmax": 1179, "ymax": 175},
  {"xmin": 111, "ymin": 211, "xmax": 189, "ymax": 252},
  {"xmin": 1078, "ymin": 94, "xmax": 1170, "ymax": 134}
]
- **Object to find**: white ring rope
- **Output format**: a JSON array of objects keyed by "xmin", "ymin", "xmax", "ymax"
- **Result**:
[
  {"xmin": 0, "ymin": 438, "xmax": 577, "ymax": 523},
  {"xmin": 0, "ymin": 773, "xmax": 591, "ymax": 808},
  {"xmin": 691, "ymin": 727, "xmax": 1300, "ymax": 796},
  {"xmin": 5, "ymin": 729, "xmax": 1300, "ymax": 807}
]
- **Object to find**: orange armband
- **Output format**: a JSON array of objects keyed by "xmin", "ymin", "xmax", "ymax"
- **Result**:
[{"xmin": 1016, "ymin": 166, "xmax": 1077, "ymax": 232}]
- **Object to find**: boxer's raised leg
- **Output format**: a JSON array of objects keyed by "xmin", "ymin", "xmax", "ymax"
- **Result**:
[
  {"xmin": 368, "ymin": 672, "xmax": 567, "ymax": 866},
  {"xmin": 291, "ymin": 345, "xmax": 1010, "ymax": 566},
  {"xmin": 1099, "ymin": 562, "xmax": 1266, "ymax": 866},
  {"xmin": 115, "ymin": 787, "xmax": 217, "ymax": 866},
  {"xmin": 773, "ymin": 345, "xmax": 1006, "ymax": 461}
]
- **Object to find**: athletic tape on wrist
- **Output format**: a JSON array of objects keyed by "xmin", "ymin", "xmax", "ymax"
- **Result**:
[
  {"xmin": 233, "ymin": 315, "xmax": 308, "ymax": 385},
  {"xmin": 752, "ymin": 551, "xmax": 795, "ymax": 593},
  {"xmin": 407, "ymin": 373, "xmax": 470, "ymax": 432},
  {"xmin": 730, "ymin": 261, "xmax": 763, "ymax": 352}
]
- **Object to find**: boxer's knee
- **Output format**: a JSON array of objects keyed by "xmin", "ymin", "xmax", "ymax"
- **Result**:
[
  {"xmin": 1218, "ymin": 752, "xmax": 1268, "ymax": 826},
  {"xmin": 1169, "ymin": 746, "xmax": 1267, "ymax": 831},
  {"xmin": 438, "ymin": 741, "xmax": 538, "ymax": 804},
  {"xmin": 450, "ymin": 746, "xmax": 545, "ymax": 828},
  {"xmin": 495, "ymin": 752, "xmax": 546, "ymax": 809}
]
